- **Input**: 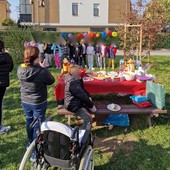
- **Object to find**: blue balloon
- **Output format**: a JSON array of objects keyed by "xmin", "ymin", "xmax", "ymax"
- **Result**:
[
  {"xmin": 101, "ymin": 32, "xmax": 107, "ymax": 39},
  {"xmin": 62, "ymin": 32, "xmax": 67, "ymax": 37}
]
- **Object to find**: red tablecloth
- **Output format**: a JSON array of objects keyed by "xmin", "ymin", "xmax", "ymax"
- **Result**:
[{"xmin": 54, "ymin": 78, "xmax": 146, "ymax": 100}]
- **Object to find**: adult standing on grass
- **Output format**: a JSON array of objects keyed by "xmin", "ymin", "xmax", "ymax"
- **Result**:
[
  {"xmin": 0, "ymin": 40, "xmax": 14, "ymax": 134},
  {"xmin": 17, "ymin": 46, "xmax": 55, "ymax": 145}
]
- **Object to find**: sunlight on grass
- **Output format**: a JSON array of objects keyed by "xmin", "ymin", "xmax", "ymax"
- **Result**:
[{"xmin": 0, "ymin": 56, "xmax": 169, "ymax": 170}]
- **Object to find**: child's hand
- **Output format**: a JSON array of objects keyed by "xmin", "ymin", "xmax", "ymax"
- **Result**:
[
  {"xmin": 90, "ymin": 105, "xmax": 97, "ymax": 113},
  {"xmin": 39, "ymin": 59, "xmax": 46, "ymax": 68}
]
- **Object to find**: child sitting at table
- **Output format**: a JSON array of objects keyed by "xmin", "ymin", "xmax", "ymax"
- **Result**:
[{"xmin": 64, "ymin": 65, "xmax": 97, "ymax": 129}]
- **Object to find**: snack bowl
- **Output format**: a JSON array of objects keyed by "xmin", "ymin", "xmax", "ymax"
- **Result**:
[
  {"xmin": 124, "ymin": 72, "xmax": 135, "ymax": 81},
  {"xmin": 107, "ymin": 103, "xmax": 121, "ymax": 112}
]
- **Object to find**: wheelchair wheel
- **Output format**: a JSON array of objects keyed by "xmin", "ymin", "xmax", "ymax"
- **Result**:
[
  {"xmin": 19, "ymin": 140, "xmax": 36, "ymax": 170},
  {"xmin": 78, "ymin": 145, "xmax": 94, "ymax": 170}
]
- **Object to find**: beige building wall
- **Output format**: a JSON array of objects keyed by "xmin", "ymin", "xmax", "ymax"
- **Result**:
[
  {"xmin": 109, "ymin": 0, "xmax": 131, "ymax": 23},
  {"xmin": 57, "ymin": 27, "xmax": 90, "ymax": 32},
  {"xmin": 31, "ymin": 0, "xmax": 59, "ymax": 24},
  {"xmin": 30, "ymin": 0, "xmax": 130, "ymax": 32},
  {"xmin": 0, "ymin": 0, "xmax": 10, "ymax": 30}
]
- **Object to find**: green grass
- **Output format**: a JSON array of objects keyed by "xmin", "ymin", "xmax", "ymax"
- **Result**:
[{"xmin": 0, "ymin": 56, "xmax": 170, "ymax": 170}]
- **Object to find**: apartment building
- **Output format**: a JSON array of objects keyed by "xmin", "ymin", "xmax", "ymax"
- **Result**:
[
  {"xmin": 0, "ymin": 0, "xmax": 11, "ymax": 29},
  {"xmin": 20, "ymin": 0, "xmax": 131, "ymax": 32}
]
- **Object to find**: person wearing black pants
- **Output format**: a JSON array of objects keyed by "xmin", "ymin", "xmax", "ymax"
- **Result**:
[
  {"xmin": 0, "ymin": 87, "xmax": 6, "ymax": 125},
  {"xmin": 0, "ymin": 40, "xmax": 13, "ymax": 134},
  {"xmin": 79, "ymin": 40, "xmax": 87, "ymax": 68},
  {"xmin": 68, "ymin": 42, "xmax": 76, "ymax": 61}
]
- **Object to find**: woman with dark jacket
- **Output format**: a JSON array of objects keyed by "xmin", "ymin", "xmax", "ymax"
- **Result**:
[
  {"xmin": 17, "ymin": 46, "xmax": 55, "ymax": 145},
  {"xmin": 0, "ymin": 40, "xmax": 13, "ymax": 134}
]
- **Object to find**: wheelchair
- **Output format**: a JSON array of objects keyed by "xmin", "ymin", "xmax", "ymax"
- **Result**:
[{"xmin": 19, "ymin": 120, "xmax": 94, "ymax": 170}]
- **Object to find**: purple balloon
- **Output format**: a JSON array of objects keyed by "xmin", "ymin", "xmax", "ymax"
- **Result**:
[
  {"xmin": 68, "ymin": 33, "xmax": 73, "ymax": 38},
  {"xmin": 83, "ymin": 33, "xmax": 88, "ymax": 37}
]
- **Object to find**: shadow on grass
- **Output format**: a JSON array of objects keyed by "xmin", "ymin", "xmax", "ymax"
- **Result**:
[
  {"xmin": 94, "ymin": 138, "xmax": 170, "ymax": 170},
  {"xmin": 0, "ymin": 134, "xmax": 27, "ymax": 169}
]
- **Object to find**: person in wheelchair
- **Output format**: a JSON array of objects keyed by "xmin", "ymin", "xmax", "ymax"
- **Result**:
[{"xmin": 64, "ymin": 65, "xmax": 97, "ymax": 129}]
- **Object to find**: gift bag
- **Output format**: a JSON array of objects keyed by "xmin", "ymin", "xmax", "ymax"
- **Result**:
[{"xmin": 146, "ymin": 81, "xmax": 165, "ymax": 109}]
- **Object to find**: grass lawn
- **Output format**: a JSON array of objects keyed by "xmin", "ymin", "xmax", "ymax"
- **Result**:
[{"xmin": 0, "ymin": 56, "xmax": 170, "ymax": 170}]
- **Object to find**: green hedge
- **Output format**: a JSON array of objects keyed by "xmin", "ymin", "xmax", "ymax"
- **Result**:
[
  {"xmin": 154, "ymin": 33, "xmax": 170, "ymax": 49},
  {"xmin": 0, "ymin": 28, "xmax": 169, "ymax": 64}
]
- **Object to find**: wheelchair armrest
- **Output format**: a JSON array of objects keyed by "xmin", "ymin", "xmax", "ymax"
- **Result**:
[{"xmin": 71, "ymin": 126, "xmax": 79, "ymax": 143}]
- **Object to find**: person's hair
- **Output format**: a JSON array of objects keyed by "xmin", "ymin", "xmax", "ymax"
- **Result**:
[
  {"xmin": 0, "ymin": 40, "xmax": 4, "ymax": 52},
  {"xmin": 70, "ymin": 65, "xmax": 80, "ymax": 73},
  {"xmin": 24, "ymin": 46, "xmax": 39, "ymax": 67}
]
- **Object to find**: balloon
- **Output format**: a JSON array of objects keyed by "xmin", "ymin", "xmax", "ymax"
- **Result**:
[
  {"xmin": 101, "ymin": 32, "xmax": 107, "ymax": 39},
  {"xmin": 80, "ymin": 33, "xmax": 83, "ymax": 39},
  {"xmin": 77, "ymin": 33, "xmax": 83, "ymax": 39},
  {"xmin": 96, "ymin": 33, "xmax": 100, "ymax": 38},
  {"xmin": 88, "ymin": 31, "xmax": 92, "ymax": 35},
  {"xmin": 61, "ymin": 32, "xmax": 67, "ymax": 37},
  {"xmin": 91, "ymin": 33, "xmax": 96, "ymax": 39},
  {"xmin": 107, "ymin": 30, "xmax": 112, "ymax": 36},
  {"xmin": 112, "ymin": 32, "xmax": 118, "ymax": 37},
  {"xmin": 83, "ymin": 33, "xmax": 88, "ymax": 37},
  {"xmin": 68, "ymin": 33, "xmax": 73, "ymax": 38}
]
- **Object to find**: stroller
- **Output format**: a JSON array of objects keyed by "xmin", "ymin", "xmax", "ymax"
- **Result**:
[{"xmin": 19, "ymin": 120, "xmax": 94, "ymax": 170}]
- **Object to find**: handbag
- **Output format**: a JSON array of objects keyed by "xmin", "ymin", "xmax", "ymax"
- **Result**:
[{"xmin": 146, "ymin": 81, "xmax": 165, "ymax": 109}]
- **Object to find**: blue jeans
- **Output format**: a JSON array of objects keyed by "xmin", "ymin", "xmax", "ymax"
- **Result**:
[
  {"xmin": 22, "ymin": 101, "xmax": 47, "ymax": 144},
  {"xmin": 75, "ymin": 108, "xmax": 91, "ymax": 129}
]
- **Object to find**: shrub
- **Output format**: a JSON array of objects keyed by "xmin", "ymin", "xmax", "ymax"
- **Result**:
[
  {"xmin": 154, "ymin": 33, "xmax": 170, "ymax": 49},
  {"xmin": 0, "ymin": 26, "xmax": 32, "ymax": 63},
  {"xmin": 2, "ymin": 18, "xmax": 15, "ymax": 26}
]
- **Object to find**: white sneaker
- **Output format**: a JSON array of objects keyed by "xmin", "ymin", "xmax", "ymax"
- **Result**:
[
  {"xmin": 91, "ymin": 67, "xmax": 95, "ymax": 71},
  {"xmin": 85, "ymin": 65, "xmax": 87, "ymax": 68},
  {"xmin": 0, "ymin": 126, "xmax": 11, "ymax": 135}
]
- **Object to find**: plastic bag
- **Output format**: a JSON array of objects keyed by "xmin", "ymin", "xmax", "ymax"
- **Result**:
[{"xmin": 103, "ymin": 114, "xmax": 129, "ymax": 127}]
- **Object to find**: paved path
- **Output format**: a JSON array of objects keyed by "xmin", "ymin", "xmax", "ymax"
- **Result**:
[{"xmin": 117, "ymin": 49, "xmax": 170, "ymax": 56}]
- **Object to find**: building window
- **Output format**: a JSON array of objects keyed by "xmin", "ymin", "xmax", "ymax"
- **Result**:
[
  {"xmin": 72, "ymin": 3, "xmax": 78, "ymax": 16},
  {"xmin": 90, "ymin": 28, "xmax": 105, "ymax": 32},
  {"xmin": 108, "ymin": 27, "xmax": 116, "ymax": 32},
  {"xmin": 20, "ymin": 0, "xmax": 31, "ymax": 14},
  {"xmin": 93, "ymin": 3, "xmax": 99, "ymax": 16},
  {"xmin": 43, "ymin": 28, "xmax": 57, "ymax": 32},
  {"xmin": 20, "ymin": 0, "xmax": 32, "ymax": 22}
]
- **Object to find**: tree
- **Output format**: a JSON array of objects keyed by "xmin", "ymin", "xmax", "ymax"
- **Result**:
[
  {"xmin": 117, "ymin": 0, "xmax": 166, "ymax": 61},
  {"xmin": 159, "ymin": 0, "xmax": 170, "ymax": 24},
  {"xmin": 142, "ymin": 1, "xmax": 166, "ymax": 60}
]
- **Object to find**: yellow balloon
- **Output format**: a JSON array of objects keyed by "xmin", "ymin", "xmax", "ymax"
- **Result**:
[
  {"xmin": 112, "ymin": 32, "xmax": 118, "ymax": 37},
  {"xmin": 96, "ymin": 33, "xmax": 100, "ymax": 38}
]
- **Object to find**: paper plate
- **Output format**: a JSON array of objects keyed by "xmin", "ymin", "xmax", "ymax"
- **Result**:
[
  {"xmin": 136, "ymin": 75, "xmax": 150, "ymax": 81},
  {"xmin": 107, "ymin": 104, "xmax": 121, "ymax": 112}
]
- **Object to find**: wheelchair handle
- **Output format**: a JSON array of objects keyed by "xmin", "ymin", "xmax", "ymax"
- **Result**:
[
  {"xmin": 71, "ymin": 126, "xmax": 79, "ymax": 144},
  {"xmin": 30, "ymin": 117, "xmax": 39, "ymax": 129}
]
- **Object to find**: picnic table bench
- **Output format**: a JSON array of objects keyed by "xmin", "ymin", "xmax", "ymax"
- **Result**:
[{"xmin": 57, "ymin": 102, "xmax": 167, "ymax": 128}]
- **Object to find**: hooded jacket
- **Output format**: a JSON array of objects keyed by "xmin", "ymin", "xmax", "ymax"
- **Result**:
[
  {"xmin": 64, "ymin": 73, "xmax": 94, "ymax": 112},
  {"xmin": 0, "ymin": 52, "xmax": 13, "ymax": 87},
  {"xmin": 17, "ymin": 64, "xmax": 55, "ymax": 104}
]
